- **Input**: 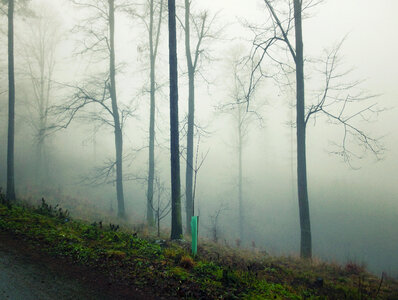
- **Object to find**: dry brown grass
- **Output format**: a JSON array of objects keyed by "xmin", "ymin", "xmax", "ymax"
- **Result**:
[{"xmin": 179, "ymin": 255, "xmax": 196, "ymax": 270}]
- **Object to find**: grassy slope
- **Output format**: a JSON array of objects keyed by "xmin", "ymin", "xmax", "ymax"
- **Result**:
[{"xmin": 0, "ymin": 198, "xmax": 397, "ymax": 299}]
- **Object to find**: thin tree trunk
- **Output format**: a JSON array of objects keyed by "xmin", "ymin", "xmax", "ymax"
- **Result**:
[
  {"xmin": 238, "ymin": 108, "xmax": 243, "ymax": 242},
  {"xmin": 147, "ymin": 0, "xmax": 163, "ymax": 226},
  {"xmin": 7, "ymin": 0, "xmax": 16, "ymax": 201},
  {"xmin": 168, "ymin": 0, "xmax": 182, "ymax": 240},
  {"xmin": 185, "ymin": 74, "xmax": 194, "ymax": 233},
  {"xmin": 109, "ymin": 0, "xmax": 125, "ymax": 218},
  {"xmin": 184, "ymin": 0, "xmax": 194, "ymax": 234},
  {"xmin": 36, "ymin": 139, "xmax": 44, "ymax": 183},
  {"xmin": 37, "ymin": 36, "xmax": 47, "ymax": 184},
  {"xmin": 294, "ymin": 0, "xmax": 311, "ymax": 259},
  {"xmin": 147, "ymin": 0, "xmax": 156, "ymax": 226},
  {"xmin": 157, "ymin": 210, "xmax": 160, "ymax": 237}
]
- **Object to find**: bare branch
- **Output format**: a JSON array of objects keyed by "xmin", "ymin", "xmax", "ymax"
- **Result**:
[{"xmin": 304, "ymin": 39, "xmax": 385, "ymax": 164}]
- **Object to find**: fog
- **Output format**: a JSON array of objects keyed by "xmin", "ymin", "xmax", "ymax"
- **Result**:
[{"xmin": 1, "ymin": 0, "xmax": 397, "ymax": 277}]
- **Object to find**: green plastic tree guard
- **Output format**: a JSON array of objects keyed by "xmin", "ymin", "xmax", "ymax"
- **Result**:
[{"xmin": 191, "ymin": 216, "xmax": 198, "ymax": 256}]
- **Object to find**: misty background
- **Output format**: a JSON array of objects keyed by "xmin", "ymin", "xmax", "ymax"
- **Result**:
[{"xmin": 1, "ymin": 0, "xmax": 397, "ymax": 277}]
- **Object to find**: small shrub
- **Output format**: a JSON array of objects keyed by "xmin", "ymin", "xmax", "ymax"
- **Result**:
[
  {"xmin": 344, "ymin": 261, "xmax": 366, "ymax": 275},
  {"xmin": 82, "ymin": 227, "xmax": 99, "ymax": 240},
  {"xmin": 163, "ymin": 247, "xmax": 185, "ymax": 264},
  {"xmin": 36, "ymin": 198, "xmax": 70, "ymax": 220},
  {"xmin": 170, "ymin": 266, "xmax": 190, "ymax": 281},
  {"xmin": 180, "ymin": 255, "xmax": 195, "ymax": 269},
  {"xmin": 108, "ymin": 223, "xmax": 120, "ymax": 232}
]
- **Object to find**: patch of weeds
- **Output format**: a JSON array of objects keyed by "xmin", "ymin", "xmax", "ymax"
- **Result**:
[
  {"xmin": 248, "ymin": 281, "xmax": 300, "ymax": 300},
  {"xmin": 345, "ymin": 261, "xmax": 366, "ymax": 275},
  {"xmin": 170, "ymin": 266, "xmax": 191, "ymax": 281},
  {"xmin": 264, "ymin": 266, "xmax": 278, "ymax": 274},
  {"xmin": 82, "ymin": 226, "xmax": 100, "ymax": 240},
  {"xmin": 179, "ymin": 255, "xmax": 195, "ymax": 270},
  {"xmin": 130, "ymin": 236, "xmax": 162, "ymax": 258},
  {"xmin": 338, "ymin": 276, "xmax": 349, "ymax": 283},
  {"xmin": 334, "ymin": 284, "xmax": 358, "ymax": 299},
  {"xmin": 106, "ymin": 249, "xmax": 126, "ymax": 259},
  {"xmin": 221, "ymin": 268, "xmax": 240, "ymax": 287},
  {"xmin": 35, "ymin": 198, "xmax": 70, "ymax": 221},
  {"xmin": 108, "ymin": 223, "xmax": 119, "ymax": 232},
  {"xmin": 163, "ymin": 247, "xmax": 182, "ymax": 262},
  {"xmin": 193, "ymin": 261, "xmax": 223, "ymax": 280}
]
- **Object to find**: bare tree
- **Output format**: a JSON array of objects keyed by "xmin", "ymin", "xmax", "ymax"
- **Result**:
[
  {"xmin": 249, "ymin": 0, "xmax": 383, "ymax": 259},
  {"xmin": 52, "ymin": 0, "xmax": 130, "ymax": 218},
  {"xmin": 150, "ymin": 177, "xmax": 171, "ymax": 237},
  {"xmin": 181, "ymin": 133, "xmax": 209, "ymax": 220},
  {"xmin": 146, "ymin": 0, "xmax": 164, "ymax": 227},
  {"xmin": 1, "ymin": 0, "xmax": 30, "ymax": 201},
  {"xmin": 6, "ymin": 0, "xmax": 15, "ymax": 201},
  {"xmin": 19, "ymin": 3, "xmax": 62, "ymax": 184},
  {"xmin": 127, "ymin": 0, "xmax": 165, "ymax": 227},
  {"xmin": 208, "ymin": 202, "xmax": 228, "ymax": 243},
  {"xmin": 168, "ymin": 0, "xmax": 182, "ymax": 239},
  {"xmin": 293, "ymin": 0, "xmax": 310, "ymax": 259},
  {"xmin": 108, "ymin": 0, "xmax": 125, "ymax": 218},
  {"xmin": 181, "ymin": 1, "xmax": 219, "ymax": 234},
  {"xmin": 218, "ymin": 45, "xmax": 263, "ymax": 244}
]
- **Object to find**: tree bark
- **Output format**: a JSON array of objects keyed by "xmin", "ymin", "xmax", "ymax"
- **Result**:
[
  {"xmin": 109, "ymin": 0, "xmax": 125, "ymax": 218},
  {"xmin": 7, "ymin": 0, "xmax": 16, "ymax": 201},
  {"xmin": 294, "ymin": 0, "xmax": 311, "ymax": 259},
  {"xmin": 184, "ymin": 0, "xmax": 194, "ymax": 234},
  {"xmin": 146, "ymin": 0, "xmax": 163, "ymax": 226},
  {"xmin": 185, "ymin": 73, "xmax": 194, "ymax": 233},
  {"xmin": 146, "ymin": 0, "xmax": 156, "ymax": 226},
  {"xmin": 168, "ymin": 0, "xmax": 182, "ymax": 240}
]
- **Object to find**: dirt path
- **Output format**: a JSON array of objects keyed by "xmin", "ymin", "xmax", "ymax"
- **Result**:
[{"xmin": 0, "ymin": 232, "xmax": 153, "ymax": 300}]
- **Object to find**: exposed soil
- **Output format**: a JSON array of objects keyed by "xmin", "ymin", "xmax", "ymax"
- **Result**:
[{"xmin": 0, "ymin": 231, "xmax": 155, "ymax": 300}]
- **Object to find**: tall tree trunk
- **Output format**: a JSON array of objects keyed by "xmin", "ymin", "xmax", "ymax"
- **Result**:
[
  {"xmin": 7, "ymin": 0, "xmax": 16, "ymax": 201},
  {"xmin": 37, "ymin": 36, "xmax": 48, "ymax": 184},
  {"xmin": 168, "ymin": 0, "xmax": 182, "ymax": 240},
  {"xmin": 147, "ymin": 0, "xmax": 163, "ymax": 226},
  {"xmin": 36, "ymin": 135, "xmax": 45, "ymax": 183},
  {"xmin": 184, "ymin": 0, "xmax": 194, "ymax": 234},
  {"xmin": 147, "ymin": 0, "xmax": 156, "ymax": 226},
  {"xmin": 109, "ymin": 0, "xmax": 125, "ymax": 218},
  {"xmin": 294, "ymin": 0, "xmax": 311, "ymax": 259},
  {"xmin": 185, "ymin": 73, "xmax": 194, "ymax": 233},
  {"xmin": 238, "ymin": 107, "xmax": 243, "ymax": 242}
]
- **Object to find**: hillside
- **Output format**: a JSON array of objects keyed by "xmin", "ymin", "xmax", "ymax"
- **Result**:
[{"xmin": 0, "ymin": 196, "xmax": 397, "ymax": 299}]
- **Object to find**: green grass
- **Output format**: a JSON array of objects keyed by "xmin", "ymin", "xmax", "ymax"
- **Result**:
[{"xmin": 0, "ymin": 197, "xmax": 397, "ymax": 299}]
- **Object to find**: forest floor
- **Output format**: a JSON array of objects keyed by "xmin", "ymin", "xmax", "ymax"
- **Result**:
[{"xmin": 0, "ymin": 196, "xmax": 398, "ymax": 299}]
